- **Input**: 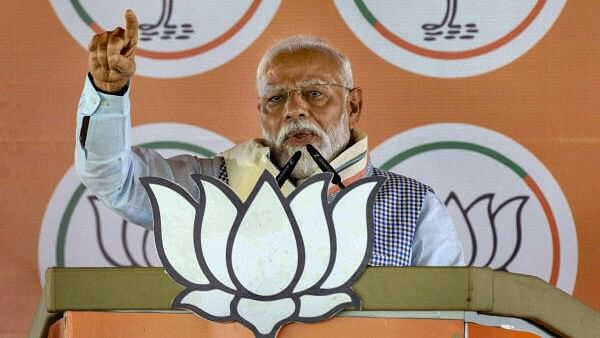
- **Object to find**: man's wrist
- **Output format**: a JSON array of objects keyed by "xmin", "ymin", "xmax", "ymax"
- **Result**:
[
  {"xmin": 81, "ymin": 74, "xmax": 130, "ymax": 116},
  {"xmin": 87, "ymin": 73, "xmax": 130, "ymax": 96}
]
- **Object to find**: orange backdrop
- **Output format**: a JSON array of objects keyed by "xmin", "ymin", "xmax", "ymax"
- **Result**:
[{"xmin": 1, "ymin": 1, "xmax": 599, "ymax": 337}]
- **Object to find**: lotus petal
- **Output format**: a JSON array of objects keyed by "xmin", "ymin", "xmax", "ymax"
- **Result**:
[
  {"xmin": 194, "ymin": 176, "xmax": 238, "ymax": 290},
  {"xmin": 489, "ymin": 196, "xmax": 528, "ymax": 269},
  {"xmin": 177, "ymin": 289, "xmax": 234, "ymax": 318},
  {"xmin": 298, "ymin": 292, "xmax": 354, "ymax": 318},
  {"xmin": 322, "ymin": 181, "xmax": 378, "ymax": 289},
  {"xmin": 289, "ymin": 176, "xmax": 331, "ymax": 293},
  {"xmin": 231, "ymin": 178, "xmax": 299, "ymax": 296},
  {"xmin": 445, "ymin": 192, "xmax": 475, "ymax": 265},
  {"xmin": 467, "ymin": 194, "xmax": 495, "ymax": 267},
  {"xmin": 143, "ymin": 180, "xmax": 209, "ymax": 285},
  {"xmin": 87, "ymin": 196, "xmax": 130, "ymax": 266},
  {"xmin": 237, "ymin": 297, "xmax": 295, "ymax": 336}
]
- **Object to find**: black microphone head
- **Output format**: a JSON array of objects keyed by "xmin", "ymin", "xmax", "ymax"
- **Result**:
[
  {"xmin": 290, "ymin": 150, "xmax": 302, "ymax": 162},
  {"xmin": 305, "ymin": 144, "xmax": 318, "ymax": 156},
  {"xmin": 305, "ymin": 144, "xmax": 327, "ymax": 171},
  {"xmin": 275, "ymin": 150, "xmax": 302, "ymax": 187},
  {"xmin": 305, "ymin": 144, "xmax": 343, "ymax": 186}
]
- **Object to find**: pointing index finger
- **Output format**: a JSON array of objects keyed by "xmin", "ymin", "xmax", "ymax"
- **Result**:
[{"xmin": 124, "ymin": 9, "xmax": 138, "ymax": 49}]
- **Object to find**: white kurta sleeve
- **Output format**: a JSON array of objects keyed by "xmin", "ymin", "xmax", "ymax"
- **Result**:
[
  {"xmin": 411, "ymin": 191, "xmax": 465, "ymax": 266},
  {"xmin": 74, "ymin": 75, "xmax": 203, "ymax": 229}
]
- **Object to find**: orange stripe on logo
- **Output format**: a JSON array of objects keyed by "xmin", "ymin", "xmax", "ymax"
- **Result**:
[
  {"xmin": 524, "ymin": 175, "xmax": 560, "ymax": 286},
  {"xmin": 89, "ymin": 0, "xmax": 261, "ymax": 60},
  {"xmin": 136, "ymin": 0, "xmax": 261, "ymax": 60},
  {"xmin": 374, "ymin": 0, "xmax": 546, "ymax": 60}
]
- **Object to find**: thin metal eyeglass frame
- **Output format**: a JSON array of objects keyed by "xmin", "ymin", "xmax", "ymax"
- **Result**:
[{"xmin": 259, "ymin": 83, "xmax": 355, "ymax": 104}]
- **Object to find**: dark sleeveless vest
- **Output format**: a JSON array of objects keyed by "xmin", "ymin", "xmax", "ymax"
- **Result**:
[{"xmin": 213, "ymin": 159, "xmax": 430, "ymax": 267}]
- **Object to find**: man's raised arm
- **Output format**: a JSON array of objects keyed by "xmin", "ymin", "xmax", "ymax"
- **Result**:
[{"xmin": 74, "ymin": 10, "xmax": 203, "ymax": 229}]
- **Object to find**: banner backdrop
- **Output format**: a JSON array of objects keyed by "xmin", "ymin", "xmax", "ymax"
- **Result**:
[{"xmin": 1, "ymin": 1, "xmax": 599, "ymax": 337}]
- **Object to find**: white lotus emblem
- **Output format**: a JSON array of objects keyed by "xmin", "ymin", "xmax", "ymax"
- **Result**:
[
  {"xmin": 445, "ymin": 191, "xmax": 529, "ymax": 270},
  {"xmin": 141, "ymin": 172, "xmax": 384, "ymax": 337}
]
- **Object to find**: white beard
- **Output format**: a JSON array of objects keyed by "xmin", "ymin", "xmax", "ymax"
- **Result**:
[{"xmin": 263, "ymin": 112, "xmax": 351, "ymax": 179}]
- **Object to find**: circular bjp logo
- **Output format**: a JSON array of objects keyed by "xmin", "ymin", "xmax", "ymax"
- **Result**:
[
  {"xmin": 37, "ymin": 123, "xmax": 234, "ymax": 286},
  {"xmin": 371, "ymin": 123, "xmax": 578, "ymax": 293},
  {"xmin": 334, "ymin": 0, "xmax": 566, "ymax": 78},
  {"xmin": 50, "ymin": 0, "xmax": 281, "ymax": 78}
]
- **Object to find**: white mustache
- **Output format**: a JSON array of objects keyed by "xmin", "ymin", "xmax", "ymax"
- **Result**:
[{"xmin": 275, "ymin": 120, "xmax": 325, "ymax": 147}]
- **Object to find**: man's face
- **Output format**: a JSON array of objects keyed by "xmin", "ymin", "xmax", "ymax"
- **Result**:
[{"xmin": 258, "ymin": 49, "xmax": 362, "ymax": 178}]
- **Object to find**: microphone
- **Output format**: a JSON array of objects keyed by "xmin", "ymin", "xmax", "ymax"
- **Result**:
[
  {"xmin": 305, "ymin": 144, "xmax": 346, "ymax": 189},
  {"xmin": 276, "ymin": 151, "xmax": 302, "ymax": 187}
]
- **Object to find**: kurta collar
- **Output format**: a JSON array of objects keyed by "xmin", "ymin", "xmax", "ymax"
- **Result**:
[{"xmin": 220, "ymin": 129, "xmax": 370, "ymax": 200}]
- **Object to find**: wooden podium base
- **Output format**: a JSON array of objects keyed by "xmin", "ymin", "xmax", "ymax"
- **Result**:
[{"xmin": 47, "ymin": 311, "xmax": 538, "ymax": 338}]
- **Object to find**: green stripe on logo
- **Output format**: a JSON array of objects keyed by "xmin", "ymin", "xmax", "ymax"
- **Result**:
[
  {"xmin": 380, "ymin": 141, "xmax": 528, "ymax": 178},
  {"xmin": 55, "ymin": 183, "xmax": 87, "ymax": 266},
  {"xmin": 354, "ymin": 0, "xmax": 377, "ymax": 25},
  {"xmin": 70, "ymin": 0, "xmax": 94, "ymax": 26}
]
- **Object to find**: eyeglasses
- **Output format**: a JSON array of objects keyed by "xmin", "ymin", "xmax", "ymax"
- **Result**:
[{"xmin": 260, "ymin": 83, "xmax": 353, "ymax": 112}]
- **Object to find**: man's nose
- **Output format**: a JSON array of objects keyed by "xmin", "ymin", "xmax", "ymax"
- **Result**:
[{"xmin": 283, "ymin": 90, "xmax": 309, "ymax": 120}]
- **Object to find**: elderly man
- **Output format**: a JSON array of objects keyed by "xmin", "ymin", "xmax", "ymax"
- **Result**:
[{"xmin": 76, "ymin": 10, "xmax": 464, "ymax": 266}]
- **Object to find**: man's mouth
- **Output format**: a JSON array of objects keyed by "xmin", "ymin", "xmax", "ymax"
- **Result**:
[{"xmin": 285, "ymin": 129, "xmax": 318, "ymax": 147}]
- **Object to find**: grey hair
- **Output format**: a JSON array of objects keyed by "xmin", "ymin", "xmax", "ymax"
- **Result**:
[{"xmin": 256, "ymin": 35, "xmax": 353, "ymax": 96}]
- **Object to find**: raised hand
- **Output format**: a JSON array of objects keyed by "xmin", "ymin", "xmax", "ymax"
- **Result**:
[{"xmin": 88, "ymin": 9, "xmax": 138, "ymax": 93}]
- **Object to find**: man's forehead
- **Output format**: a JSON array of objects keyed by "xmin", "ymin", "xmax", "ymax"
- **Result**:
[
  {"xmin": 263, "ymin": 78, "xmax": 333, "ymax": 89},
  {"xmin": 262, "ymin": 49, "xmax": 343, "ymax": 84}
]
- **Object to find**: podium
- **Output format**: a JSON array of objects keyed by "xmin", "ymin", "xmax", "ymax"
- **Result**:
[{"xmin": 30, "ymin": 267, "xmax": 600, "ymax": 338}]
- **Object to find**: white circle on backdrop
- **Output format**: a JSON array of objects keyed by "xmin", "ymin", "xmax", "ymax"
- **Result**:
[
  {"xmin": 38, "ymin": 123, "xmax": 234, "ymax": 286},
  {"xmin": 49, "ymin": 0, "xmax": 281, "ymax": 78},
  {"xmin": 371, "ymin": 123, "xmax": 577, "ymax": 293},
  {"xmin": 334, "ymin": 0, "xmax": 566, "ymax": 78}
]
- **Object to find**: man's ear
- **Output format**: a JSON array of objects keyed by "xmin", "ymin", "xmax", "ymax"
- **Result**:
[
  {"xmin": 347, "ymin": 87, "xmax": 363, "ymax": 129},
  {"xmin": 257, "ymin": 101, "xmax": 262, "ymax": 114}
]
